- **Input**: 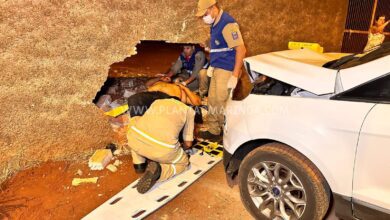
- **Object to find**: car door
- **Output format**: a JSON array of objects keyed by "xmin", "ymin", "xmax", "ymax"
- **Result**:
[
  {"xmin": 333, "ymin": 73, "xmax": 390, "ymax": 219},
  {"xmin": 353, "ymin": 104, "xmax": 390, "ymax": 219}
]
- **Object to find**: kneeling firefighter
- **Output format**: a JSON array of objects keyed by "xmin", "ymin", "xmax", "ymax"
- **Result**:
[{"xmin": 126, "ymin": 91, "xmax": 203, "ymax": 194}]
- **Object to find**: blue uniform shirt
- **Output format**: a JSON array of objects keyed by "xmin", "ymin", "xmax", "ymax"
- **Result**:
[{"xmin": 210, "ymin": 12, "xmax": 237, "ymax": 71}]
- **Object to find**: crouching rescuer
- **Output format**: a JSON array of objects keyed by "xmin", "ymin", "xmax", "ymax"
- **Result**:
[{"xmin": 126, "ymin": 92, "xmax": 202, "ymax": 194}]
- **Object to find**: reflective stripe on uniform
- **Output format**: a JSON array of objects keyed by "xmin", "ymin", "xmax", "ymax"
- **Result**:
[
  {"xmin": 172, "ymin": 148, "xmax": 184, "ymax": 164},
  {"xmin": 172, "ymin": 164, "xmax": 177, "ymax": 175},
  {"xmin": 210, "ymin": 48, "xmax": 234, "ymax": 53},
  {"xmin": 131, "ymin": 126, "xmax": 177, "ymax": 149}
]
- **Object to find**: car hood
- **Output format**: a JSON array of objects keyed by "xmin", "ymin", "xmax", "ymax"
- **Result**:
[{"xmin": 244, "ymin": 49, "xmax": 348, "ymax": 95}]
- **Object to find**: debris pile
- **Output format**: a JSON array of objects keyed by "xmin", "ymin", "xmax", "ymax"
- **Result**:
[
  {"xmin": 73, "ymin": 77, "xmax": 151, "ymax": 187},
  {"xmin": 95, "ymin": 77, "xmax": 150, "ymax": 150},
  {"xmin": 96, "ymin": 77, "xmax": 149, "ymax": 101},
  {"xmin": 72, "ymin": 148, "xmax": 124, "ymax": 186}
]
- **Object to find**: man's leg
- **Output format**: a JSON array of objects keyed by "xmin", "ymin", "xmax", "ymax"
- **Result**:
[
  {"xmin": 128, "ymin": 132, "xmax": 189, "ymax": 186},
  {"xmin": 136, "ymin": 148, "xmax": 190, "ymax": 193},
  {"xmin": 205, "ymin": 70, "xmax": 218, "ymax": 134},
  {"xmin": 198, "ymin": 69, "xmax": 210, "ymax": 98},
  {"xmin": 135, "ymin": 144, "xmax": 189, "ymax": 193},
  {"xmin": 131, "ymin": 150, "xmax": 147, "ymax": 174},
  {"xmin": 213, "ymin": 68, "xmax": 232, "ymax": 131},
  {"xmin": 157, "ymin": 148, "xmax": 189, "ymax": 181},
  {"xmin": 134, "ymin": 144, "xmax": 189, "ymax": 181},
  {"xmin": 126, "ymin": 116, "xmax": 148, "ymax": 173},
  {"xmin": 205, "ymin": 68, "xmax": 231, "ymax": 135},
  {"xmin": 131, "ymin": 150, "xmax": 146, "ymax": 164}
]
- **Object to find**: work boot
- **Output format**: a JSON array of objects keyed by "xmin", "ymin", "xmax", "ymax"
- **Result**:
[
  {"xmin": 198, "ymin": 130, "xmax": 222, "ymax": 143},
  {"xmin": 137, "ymin": 161, "xmax": 161, "ymax": 194},
  {"xmin": 133, "ymin": 163, "xmax": 147, "ymax": 174}
]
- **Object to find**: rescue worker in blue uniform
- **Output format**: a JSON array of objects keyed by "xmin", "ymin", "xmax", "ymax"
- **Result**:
[
  {"xmin": 196, "ymin": 0, "xmax": 247, "ymax": 141},
  {"xmin": 166, "ymin": 45, "xmax": 210, "ymax": 97}
]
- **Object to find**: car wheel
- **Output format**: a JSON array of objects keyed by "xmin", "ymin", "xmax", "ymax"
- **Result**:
[{"xmin": 238, "ymin": 142, "xmax": 330, "ymax": 220}]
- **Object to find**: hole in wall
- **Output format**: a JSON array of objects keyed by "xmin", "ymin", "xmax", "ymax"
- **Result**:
[
  {"xmin": 92, "ymin": 40, "xmax": 202, "ymax": 146},
  {"xmin": 93, "ymin": 40, "xmax": 186, "ymax": 105}
]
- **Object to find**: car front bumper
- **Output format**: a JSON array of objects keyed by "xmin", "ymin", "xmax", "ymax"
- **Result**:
[{"xmin": 223, "ymin": 148, "xmax": 237, "ymax": 187}]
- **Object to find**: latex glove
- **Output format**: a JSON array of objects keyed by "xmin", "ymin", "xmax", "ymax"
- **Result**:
[
  {"xmin": 227, "ymin": 75, "xmax": 238, "ymax": 89},
  {"xmin": 185, "ymin": 148, "xmax": 196, "ymax": 156},
  {"xmin": 155, "ymin": 73, "xmax": 165, "ymax": 77},
  {"xmin": 207, "ymin": 67, "xmax": 214, "ymax": 77}
]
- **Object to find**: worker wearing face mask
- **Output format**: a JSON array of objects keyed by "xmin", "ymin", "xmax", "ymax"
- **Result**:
[{"xmin": 196, "ymin": 0, "xmax": 246, "ymax": 142}]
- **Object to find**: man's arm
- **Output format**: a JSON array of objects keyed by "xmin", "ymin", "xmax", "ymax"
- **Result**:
[
  {"xmin": 199, "ymin": 38, "xmax": 211, "ymax": 52},
  {"xmin": 232, "ymin": 44, "xmax": 247, "ymax": 78},
  {"xmin": 182, "ymin": 107, "xmax": 195, "ymax": 149},
  {"xmin": 222, "ymin": 23, "xmax": 247, "ymax": 87},
  {"xmin": 167, "ymin": 57, "xmax": 183, "ymax": 77},
  {"xmin": 184, "ymin": 52, "xmax": 206, "ymax": 85},
  {"xmin": 371, "ymin": 21, "xmax": 390, "ymax": 34},
  {"xmin": 378, "ymin": 20, "xmax": 390, "ymax": 32}
]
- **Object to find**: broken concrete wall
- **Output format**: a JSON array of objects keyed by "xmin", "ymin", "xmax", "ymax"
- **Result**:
[{"xmin": 0, "ymin": 0, "xmax": 348, "ymax": 183}]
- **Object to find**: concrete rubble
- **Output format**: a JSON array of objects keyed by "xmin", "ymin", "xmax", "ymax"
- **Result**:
[
  {"xmin": 88, "ymin": 149, "xmax": 113, "ymax": 171},
  {"xmin": 72, "ymin": 177, "xmax": 99, "ymax": 186},
  {"xmin": 106, "ymin": 164, "xmax": 118, "ymax": 173}
]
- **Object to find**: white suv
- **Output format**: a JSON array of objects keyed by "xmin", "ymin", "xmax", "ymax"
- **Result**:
[{"xmin": 223, "ymin": 44, "xmax": 390, "ymax": 220}]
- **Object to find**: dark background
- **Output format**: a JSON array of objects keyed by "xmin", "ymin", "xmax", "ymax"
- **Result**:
[{"xmin": 342, "ymin": 0, "xmax": 390, "ymax": 53}]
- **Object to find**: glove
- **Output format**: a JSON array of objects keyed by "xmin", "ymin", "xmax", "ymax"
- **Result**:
[
  {"xmin": 181, "ymin": 81, "xmax": 187, "ymax": 86},
  {"xmin": 207, "ymin": 67, "xmax": 214, "ymax": 77},
  {"xmin": 155, "ymin": 73, "xmax": 165, "ymax": 77},
  {"xmin": 227, "ymin": 75, "xmax": 238, "ymax": 89},
  {"xmin": 185, "ymin": 148, "xmax": 196, "ymax": 155}
]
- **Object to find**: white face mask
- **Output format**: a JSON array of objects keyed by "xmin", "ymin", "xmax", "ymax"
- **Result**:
[{"xmin": 203, "ymin": 14, "xmax": 215, "ymax": 25}]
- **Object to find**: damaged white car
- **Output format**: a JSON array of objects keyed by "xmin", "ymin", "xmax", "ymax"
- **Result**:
[{"xmin": 223, "ymin": 43, "xmax": 390, "ymax": 220}]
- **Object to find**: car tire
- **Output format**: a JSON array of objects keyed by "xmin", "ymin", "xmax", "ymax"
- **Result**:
[{"xmin": 238, "ymin": 142, "xmax": 330, "ymax": 220}]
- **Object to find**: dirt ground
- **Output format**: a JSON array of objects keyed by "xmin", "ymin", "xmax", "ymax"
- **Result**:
[
  {"xmin": 0, "ymin": 156, "xmax": 252, "ymax": 220},
  {"xmin": 0, "ymin": 157, "xmax": 339, "ymax": 220},
  {"xmin": 0, "ymin": 156, "xmax": 135, "ymax": 220}
]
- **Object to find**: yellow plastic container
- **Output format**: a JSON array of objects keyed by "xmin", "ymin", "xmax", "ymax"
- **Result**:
[
  {"xmin": 288, "ymin": 41, "xmax": 324, "ymax": 53},
  {"xmin": 104, "ymin": 104, "xmax": 129, "ymax": 117}
]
